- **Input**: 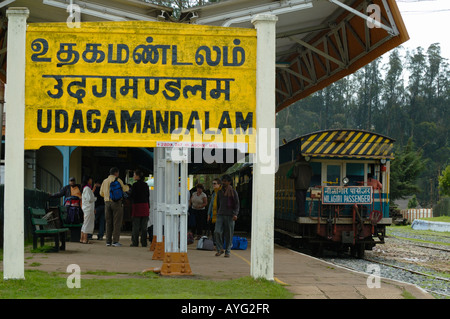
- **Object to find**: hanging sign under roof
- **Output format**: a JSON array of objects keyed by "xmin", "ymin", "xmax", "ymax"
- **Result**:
[{"xmin": 25, "ymin": 21, "xmax": 256, "ymax": 152}]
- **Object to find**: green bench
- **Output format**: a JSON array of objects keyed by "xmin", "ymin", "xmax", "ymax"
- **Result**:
[
  {"xmin": 58, "ymin": 206, "xmax": 83, "ymax": 242},
  {"xmin": 29, "ymin": 207, "xmax": 69, "ymax": 252}
]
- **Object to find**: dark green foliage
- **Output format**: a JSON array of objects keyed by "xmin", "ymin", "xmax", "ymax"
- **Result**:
[
  {"xmin": 390, "ymin": 139, "xmax": 426, "ymax": 201},
  {"xmin": 277, "ymin": 44, "xmax": 449, "ymax": 207},
  {"xmin": 439, "ymin": 165, "xmax": 450, "ymax": 197}
]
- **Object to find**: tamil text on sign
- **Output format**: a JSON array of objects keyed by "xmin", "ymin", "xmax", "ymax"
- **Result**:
[{"xmin": 25, "ymin": 21, "xmax": 256, "ymax": 151}]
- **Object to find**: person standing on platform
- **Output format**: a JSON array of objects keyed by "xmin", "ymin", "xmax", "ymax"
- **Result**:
[
  {"xmin": 93, "ymin": 179, "xmax": 105, "ymax": 240},
  {"xmin": 100, "ymin": 167, "xmax": 129, "ymax": 247},
  {"xmin": 81, "ymin": 176, "xmax": 96, "ymax": 244},
  {"xmin": 289, "ymin": 154, "xmax": 313, "ymax": 218},
  {"xmin": 207, "ymin": 178, "xmax": 222, "ymax": 243},
  {"xmin": 49, "ymin": 177, "xmax": 82, "ymax": 202},
  {"xmin": 189, "ymin": 184, "xmax": 208, "ymax": 239},
  {"xmin": 214, "ymin": 174, "xmax": 239, "ymax": 258},
  {"xmin": 130, "ymin": 169, "xmax": 150, "ymax": 247}
]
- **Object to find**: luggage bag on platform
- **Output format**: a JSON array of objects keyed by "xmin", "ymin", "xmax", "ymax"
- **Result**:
[
  {"xmin": 223, "ymin": 236, "xmax": 248, "ymax": 250},
  {"xmin": 197, "ymin": 236, "xmax": 215, "ymax": 251}
]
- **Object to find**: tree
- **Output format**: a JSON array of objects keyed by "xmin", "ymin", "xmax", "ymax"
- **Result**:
[
  {"xmin": 146, "ymin": 0, "xmax": 220, "ymax": 10},
  {"xmin": 274, "ymin": 43, "xmax": 448, "ymax": 209},
  {"xmin": 379, "ymin": 47, "xmax": 406, "ymax": 141},
  {"xmin": 390, "ymin": 139, "xmax": 426, "ymax": 201},
  {"xmin": 145, "ymin": 0, "xmax": 220, "ymax": 18},
  {"xmin": 412, "ymin": 44, "xmax": 449, "ymax": 207},
  {"xmin": 407, "ymin": 195, "xmax": 418, "ymax": 209},
  {"xmin": 354, "ymin": 58, "xmax": 382, "ymax": 131},
  {"xmin": 406, "ymin": 47, "xmax": 426, "ymax": 137},
  {"xmin": 435, "ymin": 165, "xmax": 450, "ymax": 216},
  {"xmin": 439, "ymin": 165, "xmax": 450, "ymax": 197}
]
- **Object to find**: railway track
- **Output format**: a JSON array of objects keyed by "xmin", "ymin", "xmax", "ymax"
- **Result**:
[
  {"xmin": 361, "ymin": 257, "xmax": 450, "ymax": 298},
  {"xmin": 276, "ymin": 226, "xmax": 450, "ymax": 298},
  {"xmin": 280, "ymin": 240, "xmax": 450, "ymax": 298},
  {"xmin": 409, "ymin": 243, "xmax": 450, "ymax": 253},
  {"xmin": 363, "ymin": 257, "xmax": 450, "ymax": 283}
]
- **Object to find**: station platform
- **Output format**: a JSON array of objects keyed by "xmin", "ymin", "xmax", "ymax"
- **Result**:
[{"xmin": 17, "ymin": 234, "xmax": 433, "ymax": 299}]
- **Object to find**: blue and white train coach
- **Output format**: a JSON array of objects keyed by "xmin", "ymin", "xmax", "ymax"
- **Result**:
[{"xmin": 273, "ymin": 129, "xmax": 394, "ymax": 258}]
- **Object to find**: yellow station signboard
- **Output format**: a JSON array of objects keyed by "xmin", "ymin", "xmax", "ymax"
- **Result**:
[{"xmin": 25, "ymin": 21, "xmax": 256, "ymax": 152}]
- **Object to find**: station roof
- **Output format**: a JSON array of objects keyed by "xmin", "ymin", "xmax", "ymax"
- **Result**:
[{"xmin": 1, "ymin": 0, "xmax": 409, "ymax": 113}]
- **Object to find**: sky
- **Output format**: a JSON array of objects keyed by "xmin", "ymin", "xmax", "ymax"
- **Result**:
[{"xmin": 396, "ymin": 0, "xmax": 450, "ymax": 59}]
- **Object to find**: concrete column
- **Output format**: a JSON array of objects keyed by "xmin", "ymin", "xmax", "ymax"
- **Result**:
[
  {"xmin": 250, "ymin": 14, "xmax": 278, "ymax": 280},
  {"xmin": 155, "ymin": 147, "xmax": 165, "ymax": 243},
  {"xmin": 163, "ymin": 148, "xmax": 188, "ymax": 254},
  {"xmin": 55, "ymin": 146, "xmax": 78, "ymax": 184},
  {"xmin": 3, "ymin": 8, "xmax": 29, "ymax": 280},
  {"xmin": 151, "ymin": 147, "xmax": 166, "ymax": 260},
  {"xmin": 160, "ymin": 147, "xmax": 191, "ymax": 275}
]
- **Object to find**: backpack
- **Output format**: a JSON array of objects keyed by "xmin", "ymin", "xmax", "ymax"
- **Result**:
[
  {"xmin": 64, "ymin": 195, "xmax": 80, "ymax": 207},
  {"xmin": 64, "ymin": 196, "xmax": 83, "ymax": 224},
  {"xmin": 110, "ymin": 178, "xmax": 124, "ymax": 202},
  {"xmin": 65, "ymin": 206, "xmax": 83, "ymax": 224}
]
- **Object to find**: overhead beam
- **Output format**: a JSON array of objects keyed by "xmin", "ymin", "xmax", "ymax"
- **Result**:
[
  {"xmin": 328, "ymin": 0, "xmax": 397, "ymax": 36},
  {"xmin": 190, "ymin": 0, "xmax": 313, "ymax": 26},
  {"xmin": 288, "ymin": 35, "xmax": 345, "ymax": 68},
  {"xmin": 276, "ymin": 23, "xmax": 331, "ymax": 39},
  {"xmin": 43, "ymin": 0, "xmax": 159, "ymax": 21},
  {"xmin": 275, "ymin": 0, "xmax": 408, "ymax": 112},
  {"xmin": 222, "ymin": 1, "xmax": 313, "ymax": 27},
  {"xmin": 0, "ymin": 0, "xmax": 16, "ymax": 9}
]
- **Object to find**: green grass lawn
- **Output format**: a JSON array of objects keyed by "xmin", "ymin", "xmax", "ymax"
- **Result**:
[
  {"xmin": 387, "ymin": 216, "xmax": 450, "ymax": 246},
  {"xmin": 0, "ymin": 269, "xmax": 293, "ymax": 299},
  {"xmin": 421, "ymin": 216, "xmax": 450, "ymax": 223},
  {"xmin": 1, "ymin": 241, "xmax": 293, "ymax": 300}
]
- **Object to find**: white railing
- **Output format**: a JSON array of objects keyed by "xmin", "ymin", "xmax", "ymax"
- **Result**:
[{"xmin": 400, "ymin": 209, "xmax": 433, "ymax": 223}]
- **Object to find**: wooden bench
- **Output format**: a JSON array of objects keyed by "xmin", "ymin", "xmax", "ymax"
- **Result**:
[
  {"xmin": 29, "ymin": 207, "xmax": 69, "ymax": 252},
  {"xmin": 58, "ymin": 206, "xmax": 83, "ymax": 242}
]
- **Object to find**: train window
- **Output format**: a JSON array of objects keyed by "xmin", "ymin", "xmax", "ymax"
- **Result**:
[
  {"xmin": 346, "ymin": 163, "xmax": 365, "ymax": 186},
  {"xmin": 326, "ymin": 164, "xmax": 341, "ymax": 186},
  {"xmin": 310, "ymin": 162, "xmax": 321, "ymax": 187}
]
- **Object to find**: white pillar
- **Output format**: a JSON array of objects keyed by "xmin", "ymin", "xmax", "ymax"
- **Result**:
[
  {"xmin": 250, "ymin": 14, "xmax": 278, "ymax": 280},
  {"xmin": 164, "ymin": 148, "xmax": 188, "ymax": 253},
  {"xmin": 154, "ymin": 147, "xmax": 165, "ymax": 243},
  {"xmin": 164, "ymin": 148, "xmax": 178, "ymax": 253},
  {"xmin": 3, "ymin": 8, "xmax": 29, "ymax": 280},
  {"xmin": 178, "ymin": 150, "xmax": 188, "ymax": 253}
]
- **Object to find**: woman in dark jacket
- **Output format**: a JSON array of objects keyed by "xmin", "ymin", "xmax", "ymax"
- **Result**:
[
  {"xmin": 214, "ymin": 174, "xmax": 239, "ymax": 258},
  {"xmin": 130, "ymin": 169, "xmax": 150, "ymax": 247}
]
